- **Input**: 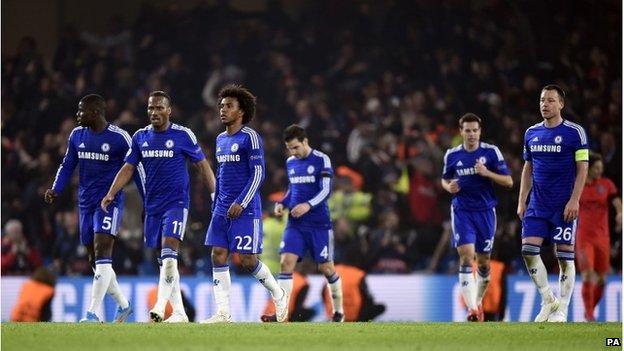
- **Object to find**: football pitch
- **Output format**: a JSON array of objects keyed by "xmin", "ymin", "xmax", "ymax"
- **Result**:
[{"xmin": 1, "ymin": 322, "xmax": 621, "ymax": 351}]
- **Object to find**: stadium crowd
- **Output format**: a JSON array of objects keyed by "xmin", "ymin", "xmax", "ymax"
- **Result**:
[{"xmin": 2, "ymin": 0, "xmax": 621, "ymax": 277}]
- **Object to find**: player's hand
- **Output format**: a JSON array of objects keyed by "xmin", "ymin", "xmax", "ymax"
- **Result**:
[
  {"xmin": 290, "ymin": 203, "xmax": 311, "ymax": 218},
  {"xmin": 274, "ymin": 203, "xmax": 284, "ymax": 216},
  {"xmin": 447, "ymin": 179, "xmax": 461, "ymax": 194},
  {"xmin": 100, "ymin": 194, "xmax": 114, "ymax": 213},
  {"xmin": 44, "ymin": 189, "xmax": 57, "ymax": 204},
  {"xmin": 517, "ymin": 203, "xmax": 526, "ymax": 219},
  {"xmin": 474, "ymin": 161, "xmax": 490, "ymax": 177},
  {"xmin": 563, "ymin": 199, "xmax": 580, "ymax": 222},
  {"xmin": 227, "ymin": 203, "xmax": 244, "ymax": 219}
]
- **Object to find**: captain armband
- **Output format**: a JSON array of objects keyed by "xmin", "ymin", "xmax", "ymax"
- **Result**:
[{"xmin": 575, "ymin": 149, "xmax": 589, "ymax": 162}]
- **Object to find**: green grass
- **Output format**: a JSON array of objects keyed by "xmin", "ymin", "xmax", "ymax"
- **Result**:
[{"xmin": 1, "ymin": 322, "xmax": 621, "ymax": 351}]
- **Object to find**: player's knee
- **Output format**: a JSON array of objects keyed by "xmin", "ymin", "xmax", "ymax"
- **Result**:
[
  {"xmin": 521, "ymin": 243, "xmax": 541, "ymax": 258},
  {"xmin": 555, "ymin": 248, "xmax": 575, "ymax": 263},
  {"xmin": 458, "ymin": 255, "xmax": 473, "ymax": 266},
  {"xmin": 318, "ymin": 262, "xmax": 335, "ymax": 277},
  {"xmin": 239, "ymin": 255, "xmax": 257, "ymax": 271},
  {"xmin": 211, "ymin": 247, "xmax": 228, "ymax": 264}
]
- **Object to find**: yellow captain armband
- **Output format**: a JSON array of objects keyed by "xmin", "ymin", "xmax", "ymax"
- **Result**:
[{"xmin": 575, "ymin": 149, "xmax": 589, "ymax": 161}]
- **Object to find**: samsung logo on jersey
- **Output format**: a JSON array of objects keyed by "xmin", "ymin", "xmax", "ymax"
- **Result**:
[
  {"xmin": 530, "ymin": 145, "xmax": 562, "ymax": 153},
  {"xmin": 290, "ymin": 176, "xmax": 316, "ymax": 184},
  {"xmin": 142, "ymin": 150, "xmax": 174, "ymax": 158},
  {"xmin": 217, "ymin": 154, "xmax": 241, "ymax": 163},
  {"xmin": 78, "ymin": 151, "xmax": 109, "ymax": 161},
  {"xmin": 456, "ymin": 167, "xmax": 477, "ymax": 176}
]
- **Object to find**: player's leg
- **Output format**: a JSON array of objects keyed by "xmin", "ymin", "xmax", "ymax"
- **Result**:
[
  {"xmin": 475, "ymin": 253, "xmax": 490, "ymax": 321},
  {"xmin": 592, "ymin": 241, "xmax": 610, "ymax": 316},
  {"xmin": 240, "ymin": 253, "xmax": 287, "ymax": 322},
  {"xmin": 159, "ymin": 208, "xmax": 188, "ymax": 323},
  {"xmin": 279, "ymin": 253, "xmax": 298, "ymax": 300},
  {"xmin": 314, "ymin": 227, "xmax": 344, "ymax": 322},
  {"xmin": 157, "ymin": 208, "xmax": 188, "ymax": 323},
  {"xmin": 202, "ymin": 214, "xmax": 233, "ymax": 323},
  {"xmin": 549, "ymin": 242, "xmax": 575, "ymax": 322},
  {"xmin": 547, "ymin": 217, "xmax": 577, "ymax": 322},
  {"xmin": 521, "ymin": 214, "xmax": 557, "ymax": 322},
  {"xmin": 236, "ymin": 217, "xmax": 287, "ymax": 322},
  {"xmin": 261, "ymin": 252, "xmax": 297, "ymax": 322},
  {"xmin": 576, "ymin": 240, "xmax": 596, "ymax": 321},
  {"xmin": 474, "ymin": 208, "xmax": 496, "ymax": 321},
  {"xmin": 78, "ymin": 210, "xmax": 101, "ymax": 323},
  {"xmin": 451, "ymin": 206, "xmax": 478, "ymax": 320},
  {"xmin": 93, "ymin": 204, "xmax": 132, "ymax": 322},
  {"xmin": 278, "ymin": 225, "xmax": 305, "ymax": 305}
]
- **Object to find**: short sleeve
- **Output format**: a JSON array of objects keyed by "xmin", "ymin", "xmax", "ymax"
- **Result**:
[{"xmin": 125, "ymin": 132, "xmax": 142, "ymax": 166}]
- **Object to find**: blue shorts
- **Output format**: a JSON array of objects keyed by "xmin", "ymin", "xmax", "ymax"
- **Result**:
[
  {"xmin": 450, "ymin": 206, "xmax": 496, "ymax": 253},
  {"xmin": 205, "ymin": 214, "xmax": 263, "ymax": 254},
  {"xmin": 144, "ymin": 208, "xmax": 188, "ymax": 248},
  {"xmin": 79, "ymin": 203, "xmax": 123, "ymax": 245},
  {"xmin": 522, "ymin": 208, "xmax": 577, "ymax": 245},
  {"xmin": 280, "ymin": 224, "xmax": 334, "ymax": 263}
]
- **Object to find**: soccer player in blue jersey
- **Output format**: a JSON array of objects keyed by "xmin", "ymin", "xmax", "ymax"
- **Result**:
[
  {"xmin": 101, "ymin": 91, "xmax": 216, "ymax": 323},
  {"xmin": 518, "ymin": 85, "xmax": 588, "ymax": 322},
  {"xmin": 442, "ymin": 113, "xmax": 513, "ymax": 322},
  {"xmin": 261, "ymin": 124, "xmax": 344, "ymax": 323},
  {"xmin": 202, "ymin": 85, "xmax": 287, "ymax": 323},
  {"xmin": 45, "ymin": 94, "xmax": 136, "ymax": 323}
]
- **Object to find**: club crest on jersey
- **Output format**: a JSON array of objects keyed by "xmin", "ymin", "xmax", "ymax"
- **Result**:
[
  {"xmin": 478, "ymin": 156, "xmax": 487, "ymax": 164},
  {"xmin": 307, "ymin": 165, "xmax": 315, "ymax": 174},
  {"xmin": 165, "ymin": 139, "xmax": 174, "ymax": 149},
  {"xmin": 554, "ymin": 136, "xmax": 562, "ymax": 144},
  {"xmin": 231, "ymin": 143, "xmax": 239, "ymax": 152},
  {"xmin": 101, "ymin": 143, "xmax": 110, "ymax": 152}
]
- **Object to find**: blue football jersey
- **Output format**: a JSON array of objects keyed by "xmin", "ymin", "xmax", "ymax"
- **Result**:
[
  {"xmin": 213, "ymin": 126, "xmax": 264, "ymax": 217},
  {"xmin": 52, "ymin": 124, "xmax": 138, "ymax": 210},
  {"xmin": 523, "ymin": 120, "xmax": 589, "ymax": 213},
  {"xmin": 281, "ymin": 149, "xmax": 333, "ymax": 228},
  {"xmin": 442, "ymin": 142, "xmax": 510, "ymax": 211},
  {"xmin": 125, "ymin": 123, "xmax": 205, "ymax": 215}
]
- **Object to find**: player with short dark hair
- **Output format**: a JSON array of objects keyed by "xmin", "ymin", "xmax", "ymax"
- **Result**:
[
  {"xmin": 518, "ymin": 85, "xmax": 589, "ymax": 322},
  {"xmin": 261, "ymin": 124, "xmax": 344, "ymax": 323},
  {"xmin": 102, "ymin": 91, "xmax": 216, "ymax": 323},
  {"xmin": 577, "ymin": 152, "xmax": 621, "ymax": 321},
  {"xmin": 45, "ymin": 94, "xmax": 139, "ymax": 323},
  {"xmin": 203, "ymin": 85, "xmax": 287, "ymax": 323},
  {"xmin": 442, "ymin": 113, "xmax": 513, "ymax": 322}
]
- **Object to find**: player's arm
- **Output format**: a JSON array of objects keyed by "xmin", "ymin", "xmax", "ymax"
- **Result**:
[
  {"xmin": 230, "ymin": 136, "xmax": 264, "ymax": 219},
  {"xmin": 563, "ymin": 136, "xmax": 590, "ymax": 222},
  {"xmin": 102, "ymin": 162, "xmax": 135, "ymax": 212},
  {"xmin": 45, "ymin": 131, "xmax": 79, "ymax": 203},
  {"xmin": 517, "ymin": 161, "xmax": 532, "ymax": 219},
  {"xmin": 441, "ymin": 149, "xmax": 460, "ymax": 194},
  {"xmin": 275, "ymin": 187, "xmax": 291, "ymax": 216},
  {"xmin": 194, "ymin": 158, "xmax": 216, "ymax": 197},
  {"xmin": 102, "ymin": 134, "xmax": 142, "ymax": 212},
  {"xmin": 291, "ymin": 172, "xmax": 331, "ymax": 219},
  {"xmin": 441, "ymin": 178, "xmax": 460, "ymax": 194},
  {"xmin": 474, "ymin": 164, "xmax": 513, "ymax": 188},
  {"xmin": 563, "ymin": 160, "xmax": 588, "ymax": 222},
  {"xmin": 475, "ymin": 146, "xmax": 513, "ymax": 188}
]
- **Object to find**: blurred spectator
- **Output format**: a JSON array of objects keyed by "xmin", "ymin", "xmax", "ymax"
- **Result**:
[{"xmin": 1, "ymin": 219, "xmax": 43, "ymax": 274}]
